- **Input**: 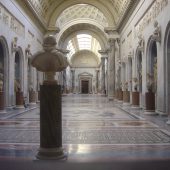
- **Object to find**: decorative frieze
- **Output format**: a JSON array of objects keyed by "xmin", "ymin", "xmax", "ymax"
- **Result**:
[
  {"xmin": 135, "ymin": 0, "xmax": 168, "ymax": 37},
  {"xmin": 0, "ymin": 3, "xmax": 25, "ymax": 37}
]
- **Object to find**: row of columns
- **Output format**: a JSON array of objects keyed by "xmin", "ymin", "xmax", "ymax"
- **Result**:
[{"xmin": 99, "ymin": 32, "xmax": 118, "ymax": 100}]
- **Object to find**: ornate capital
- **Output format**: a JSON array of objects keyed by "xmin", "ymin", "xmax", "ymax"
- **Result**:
[
  {"xmin": 58, "ymin": 49, "xmax": 70, "ymax": 55},
  {"xmin": 104, "ymin": 27, "xmax": 117, "ymax": 35},
  {"xmin": 98, "ymin": 49, "xmax": 108, "ymax": 55},
  {"xmin": 46, "ymin": 26, "xmax": 60, "ymax": 36}
]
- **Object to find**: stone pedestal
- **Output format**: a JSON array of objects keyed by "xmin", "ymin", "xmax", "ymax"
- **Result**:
[
  {"xmin": 144, "ymin": 92, "xmax": 156, "ymax": 115},
  {"xmin": 123, "ymin": 91, "xmax": 130, "ymax": 105},
  {"xmin": 36, "ymin": 84, "xmax": 66, "ymax": 160},
  {"xmin": 37, "ymin": 91, "xmax": 40, "ymax": 102},
  {"xmin": 29, "ymin": 91, "xmax": 36, "ymax": 105},
  {"xmin": 118, "ymin": 89, "xmax": 123, "ymax": 101},
  {"xmin": 132, "ymin": 91, "xmax": 139, "ymax": 107},
  {"xmin": 16, "ymin": 91, "xmax": 24, "ymax": 109},
  {"xmin": 0, "ymin": 91, "xmax": 6, "ymax": 113}
]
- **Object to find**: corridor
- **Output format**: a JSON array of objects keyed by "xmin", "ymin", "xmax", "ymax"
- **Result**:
[{"xmin": 0, "ymin": 94, "xmax": 170, "ymax": 168}]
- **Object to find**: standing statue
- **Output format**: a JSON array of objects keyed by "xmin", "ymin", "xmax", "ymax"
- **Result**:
[
  {"xmin": 0, "ymin": 74, "xmax": 3, "ymax": 92},
  {"xmin": 14, "ymin": 79, "xmax": 21, "ymax": 92}
]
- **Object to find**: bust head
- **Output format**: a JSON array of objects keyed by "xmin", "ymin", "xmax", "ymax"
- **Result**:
[{"xmin": 43, "ymin": 35, "xmax": 57, "ymax": 51}]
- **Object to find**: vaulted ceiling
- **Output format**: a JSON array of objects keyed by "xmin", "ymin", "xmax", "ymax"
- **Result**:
[
  {"xmin": 21, "ymin": 0, "xmax": 139, "ymax": 30},
  {"xmin": 17, "ymin": 0, "xmax": 139, "ymax": 63}
]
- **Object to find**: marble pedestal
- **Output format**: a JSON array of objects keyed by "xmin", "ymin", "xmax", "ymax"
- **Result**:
[
  {"xmin": 36, "ymin": 84, "xmax": 66, "ymax": 160},
  {"xmin": 16, "ymin": 92, "xmax": 24, "ymax": 109},
  {"xmin": 132, "ymin": 92, "xmax": 139, "ymax": 107},
  {"xmin": 0, "ymin": 92, "xmax": 6, "ymax": 113},
  {"xmin": 144, "ymin": 92, "xmax": 156, "ymax": 115},
  {"xmin": 29, "ymin": 91, "xmax": 36, "ymax": 105}
]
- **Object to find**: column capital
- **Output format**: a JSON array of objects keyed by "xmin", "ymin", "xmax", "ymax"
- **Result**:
[
  {"xmin": 70, "ymin": 68, "xmax": 75, "ymax": 71},
  {"xmin": 58, "ymin": 49, "xmax": 70, "ymax": 55},
  {"xmin": 46, "ymin": 26, "xmax": 60, "ymax": 36},
  {"xmin": 104, "ymin": 27, "xmax": 117, "ymax": 35},
  {"xmin": 98, "ymin": 49, "xmax": 108, "ymax": 55}
]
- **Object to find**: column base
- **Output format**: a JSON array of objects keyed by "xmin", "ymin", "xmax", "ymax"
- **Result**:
[
  {"xmin": 131, "ymin": 105, "xmax": 140, "ymax": 109},
  {"xmin": 123, "ymin": 102, "xmax": 131, "ymax": 106},
  {"xmin": 108, "ymin": 96, "xmax": 113, "ymax": 101},
  {"xmin": 29, "ymin": 102, "xmax": 37, "ymax": 106},
  {"xmin": 0, "ymin": 109, "xmax": 7, "ymax": 114},
  {"xmin": 15, "ymin": 105, "xmax": 25, "ymax": 109},
  {"xmin": 36, "ymin": 147, "xmax": 67, "ymax": 160},
  {"xmin": 143, "ymin": 110, "xmax": 158, "ymax": 115},
  {"xmin": 166, "ymin": 120, "xmax": 170, "ymax": 125}
]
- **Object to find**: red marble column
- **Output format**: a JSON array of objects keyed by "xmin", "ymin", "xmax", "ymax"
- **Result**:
[{"xmin": 36, "ymin": 84, "xmax": 66, "ymax": 160}]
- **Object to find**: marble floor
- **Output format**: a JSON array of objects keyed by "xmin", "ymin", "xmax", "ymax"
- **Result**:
[{"xmin": 0, "ymin": 94, "xmax": 170, "ymax": 169}]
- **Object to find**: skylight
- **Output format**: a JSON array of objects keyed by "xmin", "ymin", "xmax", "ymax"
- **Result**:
[
  {"xmin": 66, "ymin": 33, "xmax": 101, "ymax": 60},
  {"xmin": 77, "ymin": 34, "xmax": 92, "ymax": 50}
]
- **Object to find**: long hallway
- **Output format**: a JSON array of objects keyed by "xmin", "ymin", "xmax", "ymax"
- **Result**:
[{"xmin": 0, "ymin": 94, "xmax": 170, "ymax": 169}]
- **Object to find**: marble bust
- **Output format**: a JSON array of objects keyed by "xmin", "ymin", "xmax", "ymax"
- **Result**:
[{"xmin": 31, "ymin": 35, "xmax": 68, "ymax": 84}]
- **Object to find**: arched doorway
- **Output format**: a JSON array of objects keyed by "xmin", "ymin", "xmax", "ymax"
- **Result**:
[
  {"xmin": 165, "ymin": 22, "xmax": 170, "ymax": 123},
  {"xmin": 14, "ymin": 49, "xmax": 24, "ymax": 108},
  {"xmin": 0, "ymin": 37, "xmax": 9, "ymax": 112},
  {"xmin": 128, "ymin": 57, "xmax": 132, "ymax": 103},
  {"xmin": 145, "ymin": 39, "xmax": 157, "ymax": 113},
  {"xmin": 0, "ymin": 42, "xmax": 5, "ymax": 112},
  {"xmin": 136, "ymin": 51, "xmax": 142, "ymax": 93}
]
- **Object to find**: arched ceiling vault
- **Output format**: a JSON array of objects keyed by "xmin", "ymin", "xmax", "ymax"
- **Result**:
[
  {"xmin": 57, "ymin": 23, "xmax": 107, "ymax": 63},
  {"xmin": 58, "ymin": 23, "xmax": 107, "ymax": 49},
  {"xmin": 22, "ymin": 0, "xmax": 139, "ymax": 30}
]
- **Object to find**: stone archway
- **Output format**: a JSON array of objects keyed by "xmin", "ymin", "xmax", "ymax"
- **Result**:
[
  {"xmin": 14, "ymin": 48, "xmax": 24, "ymax": 108},
  {"xmin": 145, "ymin": 38, "xmax": 157, "ymax": 113},
  {"xmin": 165, "ymin": 22, "xmax": 170, "ymax": 121},
  {"xmin": 136, "ymin": 51, "xmax": 142, "ymax": 93},
  {"xmin": 0, "ymin": 36, "xmax": 9, "ymax": 112},
  {"xmin": 128, "ymin": 57, "xmax": 132, "ymax": 91}
]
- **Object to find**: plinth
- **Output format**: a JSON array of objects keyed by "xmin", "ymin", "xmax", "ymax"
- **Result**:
[
  {"xmin": 132, "ymin": 91, "xmax": 139, "ymax": 107},
  {"xmin": 118, "ymin": 89, "xmax": 123, "ymax": 101},
  {"xmin": 36, "ymin": 84, "xmax": 66, "ymax": 160},
  {"xmin": 123, "ymin": 91, "xmax": 130, "ymax": 105},
  {"xmin": 0, "ymin": 91, "xmax": 6, "ymax": 113},
  {"xmin": 16, "ymin": 91, "xmax": 24, "ymax": 109},
  {"xmin": 144, "ymin": 92, "xmax": 156, "ymax": 115},
  {"xmin": 29, "ymin": 91, "xmax": 36, "ymax": 105}
]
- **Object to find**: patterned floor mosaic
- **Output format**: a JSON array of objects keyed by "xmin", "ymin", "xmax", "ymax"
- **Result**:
[{"xmin": 0, "ymin": 94, "xmax": 170, "ymax": 161}]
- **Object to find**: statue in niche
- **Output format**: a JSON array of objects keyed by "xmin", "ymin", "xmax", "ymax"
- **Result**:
[
  {"xmin": 138, "ymin": 34, "xmax": 144, "ymax": 51},
  {"xmin": 0, "ymin": 73, "xmax": 3, "ymax": 92},
  {"xmin": 14, "ymin": 79, "xmax": 21, "ymax": 92},
  {"xmin": 133, "ymin": 77, "xmax": 138, "ymax": 91},
  {"xmin": 11, "ymin": 37, "xmax": 18, "ymax": 52},
  {"xmin": 25, "ymin": 44, "xmax": 32, "ymax": 58},
  {"xmin": 153, "ymin": 57, "xmax": 157, "ymax": 93},
  {"xmin": 137, "ymin": 64, "xmax": 142, "ymax": 92},
  {"xmin": 152, "ymin": 21, "xmax": 161, "ymax": 42},
  {"xmin": 29, "ymin": 83, "xmax": 33, "ymax": 92}
]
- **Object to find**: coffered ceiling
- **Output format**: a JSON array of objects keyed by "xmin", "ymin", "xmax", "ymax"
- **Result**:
[
  {"xmin": 21, "ymin": 0, "xmax": 139, "ymax": 30},
  {"xmin": 17, "ymin": 0, "xmax": 139, "ymax": 62}
]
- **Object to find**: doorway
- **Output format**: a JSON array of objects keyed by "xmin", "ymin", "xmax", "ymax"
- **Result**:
[{"xmin": 81, "ymin": 80, "xmax": 89, "ymax": 94}]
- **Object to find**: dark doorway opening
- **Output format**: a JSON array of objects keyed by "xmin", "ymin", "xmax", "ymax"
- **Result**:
[{"xmin": 81, "ymin": 80, "xmax": 89, "ymax": 94}]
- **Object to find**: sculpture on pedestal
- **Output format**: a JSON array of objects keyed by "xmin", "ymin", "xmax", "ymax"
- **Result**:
[{"xmin": 31, "ymin": 35, "xmax": 68, "ymax": 160}]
